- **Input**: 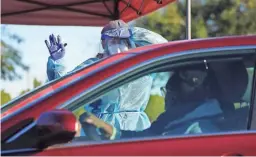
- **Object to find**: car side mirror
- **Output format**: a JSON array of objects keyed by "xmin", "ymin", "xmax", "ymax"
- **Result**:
[{"xmin": 35, "ymin": 109, "xmax": 78, "ymax": 149}]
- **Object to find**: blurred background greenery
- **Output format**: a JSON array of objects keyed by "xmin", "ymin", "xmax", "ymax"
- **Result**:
[{"xmin": 136, "ymin": 0, "xmax": 256, "ymax": 40}]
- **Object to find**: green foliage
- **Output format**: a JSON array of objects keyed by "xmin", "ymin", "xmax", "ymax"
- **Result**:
[
  {"xmin": 1, "ymin": 90, "xmax": 12, "ymax": 105},
  {"xmin": 19, "ymin": 78, "xmax": 42, "ymax": 96},
  {"xmin": 1, "ymin": 26, "xmax": 29, "ymax": 81},
  {"xmin": 33, "ymin": 78, "xmax": 42, "ymax": 88},
  {"xmin": 136, "ymin": 3, "xmax": 185, "ymax": 41},
  {"xmin": 0, "ymin": 78, "xmax": 42, "ymax": 105},
  {"xmin": 242, "ymin": 68, "xmax": 254, "ymax": 102},
  {"xmin": 19, "ymin": 89, "xmax": 30, "ymax": 96},
  {"xmin": 136, "ymin": 0, "xmax": 256, "ymax": 40}
]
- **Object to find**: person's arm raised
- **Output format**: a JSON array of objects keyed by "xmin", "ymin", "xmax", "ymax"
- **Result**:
[{"xmin": 45, "ymin": 34, "xmax": 67, "ymax": 81}]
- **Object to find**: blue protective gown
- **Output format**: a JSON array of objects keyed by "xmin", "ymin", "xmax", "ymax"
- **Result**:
[{"xmin": 46, "ymin": 27, "xmax": 168, "ymax": 131}]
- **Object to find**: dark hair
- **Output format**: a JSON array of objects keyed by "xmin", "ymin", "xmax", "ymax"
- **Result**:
[{"xmin": 165, "ymin": 66, "xmax": 212, "ymax": 108}]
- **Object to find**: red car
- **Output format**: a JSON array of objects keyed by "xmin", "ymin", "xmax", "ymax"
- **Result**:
[{"xmin": 1, "ymin": 35, "xmax": 256, "ymax": 156}]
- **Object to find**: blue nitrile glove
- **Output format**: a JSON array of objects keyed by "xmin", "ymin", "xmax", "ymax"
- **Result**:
[{"xmin": 45, "ymin": 34, "xmax": 67, "ymax": 61}]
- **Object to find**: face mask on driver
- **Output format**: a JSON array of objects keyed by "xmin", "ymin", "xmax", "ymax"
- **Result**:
[
  {"xmin": 178, "ymin": 70, "xmax": 207, "ymax": 94},
  {"xmin": 164, "ymin": 69, "xmax": 208, "ymax": 110}
]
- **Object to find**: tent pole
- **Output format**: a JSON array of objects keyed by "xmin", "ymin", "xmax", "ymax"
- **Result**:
[{"xmin": 186, "ymin": 0, "xmax": 191, "ymax": 40}]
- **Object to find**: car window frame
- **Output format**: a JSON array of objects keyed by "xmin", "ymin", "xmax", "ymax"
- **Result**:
[
  {"xmin": 60, "ymin": 47, "xmax": 256, "ymax": 140},
  {"xmin": 56, "ymin": 47, "xmax": 256, "ymax": 149},
  {"xmin": 62, "ymin": 46, "xmax": 256, "ymax": 112},
  {"xmin": 70, "ymin": 57, "xmax": 251, "ymax": 112}
]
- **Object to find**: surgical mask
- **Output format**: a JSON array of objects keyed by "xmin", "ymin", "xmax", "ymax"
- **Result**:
[
  {"xmin": 179, "ymin": 70, "xmax": 207, "ymax": 91},
  {"xmin": 164, "ymin": 69, "xmax": 208, "ymax": 109}
]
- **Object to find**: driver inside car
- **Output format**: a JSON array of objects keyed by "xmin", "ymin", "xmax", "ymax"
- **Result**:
[
  {"xmin": 79, "ymin": 60, "xmax": 248, "ymax": 139},
  {"xmin": 45, "ymin": 20, "xmax": 168, "ymax": 134}
]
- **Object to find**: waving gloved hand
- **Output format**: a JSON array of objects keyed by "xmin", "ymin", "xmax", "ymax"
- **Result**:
[{"xmin": 45, "ymin": 34, "xmax": 67, "ymax": 61}]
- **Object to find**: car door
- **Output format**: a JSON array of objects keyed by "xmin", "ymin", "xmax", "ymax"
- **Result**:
[{"xmin": 33, "ymin": 46, "xmax": 256, "ymax": 156}]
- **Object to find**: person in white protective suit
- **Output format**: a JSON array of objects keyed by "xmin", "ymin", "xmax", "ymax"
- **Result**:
[{"xmin": 45, "ymin": 20, "xmax": 168, "ymax": 133}]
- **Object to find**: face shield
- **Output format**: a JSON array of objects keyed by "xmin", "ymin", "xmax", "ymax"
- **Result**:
[
  {"xmin": 100, "ymin": 27, "xmax": 135, "ymax": 56},
  {"xmin": 104, "ymin": 38, "xmax": 130, "ymax": 55}
]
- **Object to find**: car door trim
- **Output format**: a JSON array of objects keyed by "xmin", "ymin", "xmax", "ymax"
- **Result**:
[{"xmin": 48, "ymin": 130, "xmax": 256, "ymax": 149}]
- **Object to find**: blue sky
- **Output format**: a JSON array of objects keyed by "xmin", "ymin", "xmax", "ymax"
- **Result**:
[{"xmin": 1, "ymin": 25, "xmax": 104, "ymax": 98}]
